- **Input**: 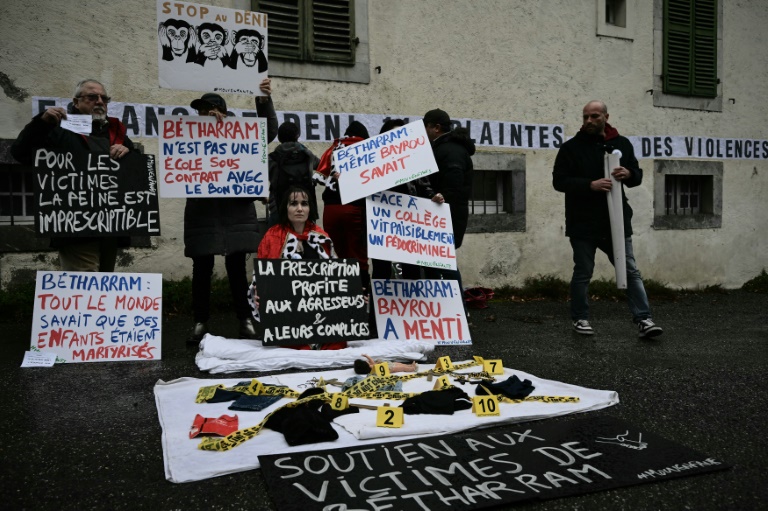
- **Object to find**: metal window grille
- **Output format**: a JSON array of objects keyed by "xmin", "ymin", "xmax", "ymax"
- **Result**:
[
  {"xmin": 470, "ymin": 171, "xmax": 506, "ymax": 215},
  {"xmin": 665, "ymin": 174, "xmax": 702, "ymax": 215},
  {"xmin": 0, "ymin": 165, "xmax": 35, "ymax": 225}
]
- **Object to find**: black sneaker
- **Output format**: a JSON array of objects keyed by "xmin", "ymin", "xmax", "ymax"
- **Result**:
[
  {"xmin": 239, "ymin": 318, "xmax": 259, "ymax": 339},
  {"xmin": 572, "ymin": 319, "xmax": 594, "ymax": 335},
  {"xmin": 637, "ymin": 319, "xmax": 663, "ymax": 338}
]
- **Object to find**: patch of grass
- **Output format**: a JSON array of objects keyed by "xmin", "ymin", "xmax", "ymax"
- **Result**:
[
  {"xmin": 0, "ymin": 279, "xmax": 36, "ymax": 321},
  {"xmin": 742, "ymin": 269, "xmax": 768, "ymax": 293},
  {"xmin": 162, "ymin": 276, "xmax": 238, "ymax": 316},
  {"xmin": 492, "ymin": 274, "xmax": 677, "ymax": 302}
]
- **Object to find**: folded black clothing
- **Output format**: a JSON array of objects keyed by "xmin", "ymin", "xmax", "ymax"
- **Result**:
[
  {"xmin": 320, "ymin": 403, "xmax": 360, "ymax": 421},
  {"xmin": 264, "ymin": 405, "xmax": 339, "ymax": 446},
  {"xmin": 475, "ymin": 374, "xmax": 535, "ymax": 399},
  {"xmin": 401, "ymin": 387, "xmax": 473, "ymax": 415}
]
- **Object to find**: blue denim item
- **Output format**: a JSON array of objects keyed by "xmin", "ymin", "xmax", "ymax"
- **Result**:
[
  {"xmin": 569, "ymin": 236, "xmax": 651, "ymax": 323},
  {"xmin": 228, "ymin": 395, "xmax": 283, "ymax": 411}
]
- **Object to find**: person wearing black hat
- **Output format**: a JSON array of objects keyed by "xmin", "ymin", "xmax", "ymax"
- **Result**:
[
  {"xmin": 422, "ymin": 108, "xmax": 476, "ymax": 292},
  {"xmin": 185, "ymin": 78, "xmax": 278, "ymax": 344}
]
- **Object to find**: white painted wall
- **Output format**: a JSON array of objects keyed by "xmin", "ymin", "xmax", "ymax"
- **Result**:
[{"xmin": 1, "ymin": 0, "xmax": 766, "ymax": 289}]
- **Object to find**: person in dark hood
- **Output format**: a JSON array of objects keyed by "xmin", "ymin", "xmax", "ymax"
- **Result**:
[
  {"xmin": 266, "ymin": 121, "xmax": 319, "ymax": 227},
  {"xmin": 422, "ymin": 108, "xmax": 476, "ymax": 292},
  {"xmin": 553, "ymin": 100, "xmax": 663, "ymax": 339}
]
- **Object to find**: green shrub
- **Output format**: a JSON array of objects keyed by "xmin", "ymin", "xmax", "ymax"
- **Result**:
[{"xmin": 742, "ymin": 269, "xmax": 768, "ymax": 293}]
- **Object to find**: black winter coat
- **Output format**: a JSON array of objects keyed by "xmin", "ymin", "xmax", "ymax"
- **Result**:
[
  {"xmin": 184, "ymin": 97, "xmax": 278, "ymax": 257},
  {"xmin": 429, "ymin": 128, "xmax": 475, "ymax": 248},
  {"xmin": 552, "ymin": 125, "xmax": 641, "ymax": 240}
]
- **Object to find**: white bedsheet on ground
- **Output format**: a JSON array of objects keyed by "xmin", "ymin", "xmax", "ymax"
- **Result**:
[
  {"xmin": 155, "ymin": 363, "xmax": 619, "ymax": 483},
  {"xmin": 194, "ymin": 334, "xmax": 435, "ymax": 373}
]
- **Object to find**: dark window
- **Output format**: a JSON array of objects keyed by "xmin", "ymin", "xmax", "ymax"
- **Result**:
[
  {"xmin": 0, "ymin": 164, "xmax": 35, "ymax": 226},
  {"xmin": 465, "ymin": 154, "xmax": 527, "ymax": 234},
  {"xmin": 663, "ymin": 0, "xmax": 717, "ymax": 97},
  {"xmin": 606, "ymin": 0, "xmax": 627, "ymax": 27},
  {"xmin": 255, "ymin": 0, "xmax": 356, "ymax": 64},
  {"xmin": 665, "ymin": 174, "xmax": 712, "ymax": 215}
]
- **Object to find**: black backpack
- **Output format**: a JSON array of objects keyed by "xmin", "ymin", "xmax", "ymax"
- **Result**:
[{"xmin": 270, "ymin": 146, "xmax": 315, "ymax": 206}]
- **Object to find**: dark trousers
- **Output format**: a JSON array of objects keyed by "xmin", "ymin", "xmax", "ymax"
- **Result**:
[{"xmin": 191, "ymin": 253, "xmax": 251, "ymax": 322}]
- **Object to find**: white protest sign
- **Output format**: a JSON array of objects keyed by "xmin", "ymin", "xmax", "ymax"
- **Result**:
[
  {"xmin": 31, "ymin": 271, "xmax": 163, "ymax": 363},
  {"xmin": 366, "ymin": 191, "xmax": 457, "ymax": 270},
  {"xmin": 337, "ymin": 120, "xmax": 437, "ymax": 204},
  {"xmin": 372, "ymin": 279, "xmax": 471, "ymax": 345},
  {"xmin": 21, "ymin": 351, "xmax": 58, "ymax": 368},
  {"xmin": 158, "ymin": 114, "xmax": 267, "ymax": 197},
  {"xmin": 157, "ymin": 0, "xmax": 268, "ymax": 95},
  {"xmin": 59, "ymin": 114, "xmax": 92, "ymax": 135}
]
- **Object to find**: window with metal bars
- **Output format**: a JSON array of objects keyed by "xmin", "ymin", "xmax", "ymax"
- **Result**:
[
  {"xmin": 254, "ymin": 0, "xmax": 356, "ymax": 65},
  {"xmin": 0, "ymin": 164, "xmax": 35, "ymax": 226},
  {"xmin": 470, "ymin": 171, "xmax": 508, "ymax": 215},
  {"xmin": 665, "ymin": 174, "xmax": 705, "ymax": 215},
  {"xmin": 663, "ymin": 0, "xmax": 718, "ymax": 97}
]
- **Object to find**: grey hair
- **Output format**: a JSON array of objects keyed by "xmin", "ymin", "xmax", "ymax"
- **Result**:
[{"xmin": 74, "ymin": 79, "xmax": 107, "ymax": 98}]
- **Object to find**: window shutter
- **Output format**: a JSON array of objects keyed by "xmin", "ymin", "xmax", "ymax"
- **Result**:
[
  {"xmin": 692, "ymin": 0, "xmax": 717, "ymax": 97},
  {"xmin": 257, "ymin": 0, "xmax": 304, "ymax": 60},
  {"xmin": 663, "ymin": 0, "xmax": 717, "ymax": 98},
  {"xmin": 309, "ymin": 0, "xmax": 355, "ymax": 64},
  {"xmin": 254, "ymin": 0, "xmax": 355, "ymax": 64}
]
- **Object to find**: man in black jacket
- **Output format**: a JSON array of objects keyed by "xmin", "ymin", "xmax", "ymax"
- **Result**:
[
  {"xmin": 553, "ymin": 100, "xmax": 662, "ymax": 338},
  {"xmin": 423, "ymin": 108, "xmax": 475, "ymax": 291},
  {"xmin": 11, "ymin": 79, "xmax": 134, "ymax": 272}
]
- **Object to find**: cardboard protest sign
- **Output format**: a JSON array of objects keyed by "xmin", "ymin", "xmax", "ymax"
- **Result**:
[
  {"xmin": 157, "ymin": 0, "xmax": 268, "ymax": 95},
  {"xmin": 260, "ymin": 415, "xmax": 729, "ymax": 511},
  {"xmin": 158, "ymin": 114, "xmax": 267, "ymax": 197},
  {"xmin": 366, "ymin": 191, "xmax": 457, "ymax": 270},
  {"xmin": 254, "ymin": 259, "xmax": 369, "ymax": 346},
  {"xmin": 31, "ymin": 271, "xmax": 163, "ymax": 363},
  {"xmin": 337, "ymin": 120, "xmax": 438, "ymax": 204},
  {"xmin": 34, "ymin": 148, "xmax": 160, "ymax": 237},
  {"xmin": 372, "ymin": 278, "xmax": 471, "ymax": 345}
]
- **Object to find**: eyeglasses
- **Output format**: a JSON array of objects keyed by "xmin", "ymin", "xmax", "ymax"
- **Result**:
[{"xmin": 77, "ymin": 94, "xmax": 111, "ymax": 103}]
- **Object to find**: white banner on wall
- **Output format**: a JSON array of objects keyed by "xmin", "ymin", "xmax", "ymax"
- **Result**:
[{"xmin": 31, "ymin": 98, "xmax": 768, "ymax": 159}]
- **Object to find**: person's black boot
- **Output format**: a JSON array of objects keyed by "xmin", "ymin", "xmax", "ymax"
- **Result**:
[{"xmin": 239, "ymin": 318, "xmax": 258, "ymax": 339}]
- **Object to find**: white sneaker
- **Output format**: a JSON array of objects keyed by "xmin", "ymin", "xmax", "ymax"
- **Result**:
[
  {"xmin": 572, "ymin": 319, "xmax": 594, "ymax": 335},
  {"xmin": 638, "ymin": 319, "xmax": 663, "ymax": 338}
]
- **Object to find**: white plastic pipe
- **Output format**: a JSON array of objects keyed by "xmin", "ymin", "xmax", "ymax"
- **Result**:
[{"xmin": 605, "ymin": 150, "xmax": 627, "ymax": 289}]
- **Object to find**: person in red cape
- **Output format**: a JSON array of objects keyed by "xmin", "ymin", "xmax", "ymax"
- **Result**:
[{"xmin": 248, "ymin": 185, "xmax": 348, "ymax": 350}]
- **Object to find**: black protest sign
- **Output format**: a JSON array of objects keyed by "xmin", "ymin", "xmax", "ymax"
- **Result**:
[
  {"xmin": 34, "ymin": 147, "xmax": 160, "ymax": 237},
  {"xmin": 255, "ymin": 258, "xmax": 369, "ymax": 346},
  {"xmin": 259, "ymin": 415, "xmax": 729, "ymax": 511}
]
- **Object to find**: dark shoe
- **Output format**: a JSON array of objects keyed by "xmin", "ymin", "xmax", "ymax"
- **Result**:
[
  {"xmin": 188, "ymin": 322, "xmax": 208, "ymax": 344},
  {"xmin": 239, "ymin": 318, "xmax": 258, "ymax": 339},
  {"xmin": 637, "ymin": 319, "xmax": 663, "ymax": 338},
  {"xmin": 572, "ymin": 319, "xmax": 594, "ymax": 335}
]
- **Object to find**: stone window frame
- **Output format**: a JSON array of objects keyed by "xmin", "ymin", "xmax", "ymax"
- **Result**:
[
  {"xmin": 465, "ymin": 152, "xmax": 526, "ymax": 234},
  {"xmin": 652, "ymin": 159, "xmax": 722, "ymax": 230}
]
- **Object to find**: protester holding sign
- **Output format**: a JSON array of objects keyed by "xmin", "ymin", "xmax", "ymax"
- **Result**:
[
  {"xmin": 314, "ymin": 122, "xmax": 371, "ymax": 286},
  {"xmin": 370, "ymin": 118, "xmax": 435, "ymax": 281},
  {"xmin": 422, "ymin": 109, "xmax": 476, "ymax": 291},
  {"xmin": 248, "ymin": 186, "xmax": 348, "ymax": 350},
  {"xmin": 185, "ymin": 79, "xmax": 277, "ymax": 344},
  {"xmin": 11, "ymin": 79, "xmax": 135, "ymax": 272}
]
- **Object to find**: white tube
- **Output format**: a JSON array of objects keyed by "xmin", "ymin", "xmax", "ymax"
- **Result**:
[{"xmin": 605, "ymin": 150, "xmax": 627, "ymax": 289}]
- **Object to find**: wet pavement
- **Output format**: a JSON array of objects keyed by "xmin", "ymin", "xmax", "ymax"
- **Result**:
[{"xmin": 1, "ymin": 291, "xmax": 766, "ymax": 510}]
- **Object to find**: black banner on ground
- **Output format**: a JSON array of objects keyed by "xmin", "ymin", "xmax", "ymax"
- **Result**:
[
  {"xmin": 254, "ymin": 258, "xmax": 369, "ymax": 346},
  {"xmin": 34, "ymin": 147, "xmax": 160, "ymax": 237},
  {"xmin": 259, "ymin": 416, "xmax": 729, "ymax": 510}
]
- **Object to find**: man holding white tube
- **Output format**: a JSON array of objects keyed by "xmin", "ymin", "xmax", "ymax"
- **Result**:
[{"xmin": 553, "ymin": 100, "xmax": 663, "ymax": 338}]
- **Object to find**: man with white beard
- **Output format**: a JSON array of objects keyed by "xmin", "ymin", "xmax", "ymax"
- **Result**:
[{"xmin": 11, "ymin": 79, "xmax": 135, "ymax": 271}]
